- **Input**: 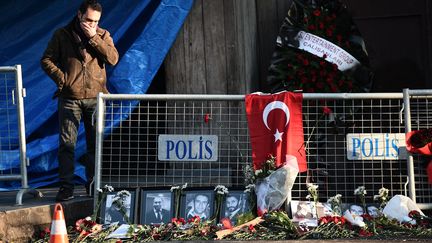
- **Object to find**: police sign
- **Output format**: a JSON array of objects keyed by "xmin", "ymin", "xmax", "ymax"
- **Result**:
[
  {"xmin": 158, "ymin": 135, "xmax": 218, "ymax": 161},
  {"xmin": 346, "ymin": 133, "xmax": 407, "ymax": 160}
]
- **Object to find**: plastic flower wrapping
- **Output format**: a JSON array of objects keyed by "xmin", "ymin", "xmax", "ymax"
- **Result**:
[{"xmin": 255, "ymin": 155, "xmax": 299, "ymax": 215}]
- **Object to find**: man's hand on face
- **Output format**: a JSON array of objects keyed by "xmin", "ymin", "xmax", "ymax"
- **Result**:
[{"xmin": 80, "ymin": 21, "xmax": 97, "ymax": 38}]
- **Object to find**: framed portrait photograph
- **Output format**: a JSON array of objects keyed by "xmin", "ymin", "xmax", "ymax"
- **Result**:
[
  {"xmin": 290, "ymin": 200, "xmax": 318, "ymax": 227},
  {"xmin": 140, "ymin": 189, "xmax": 174, "ymax": 225},
  {"xmin": 316, "ymin": 202, "xmax": 334, "ymax": 218},
  {"xmin": 220, "ymin": 190, "xmax": 250, "ymax": 225},
  {"xmin": 181, "ymin": 190, "xmax": 214, "ymax": 221},
  {"xmin": 100, "ymin": 189, "xmax": 138, "ymax": 224},
  {"xmin": 366, "ymin": 204, "xmax": 380, "ymax": 218},
  {"xmin": 347, "ymin": 203, "xmax": 364, "ymax": 216}
]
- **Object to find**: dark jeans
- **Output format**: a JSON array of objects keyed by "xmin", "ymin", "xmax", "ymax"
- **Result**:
[{"xmin": 58, "ymin": 98, "xmax": 97, "ymax": 190}]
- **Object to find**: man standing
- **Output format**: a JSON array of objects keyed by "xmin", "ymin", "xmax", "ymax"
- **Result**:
[
  {"xmin": 146, "ymin": 196, "xmax": 171, "ymax": 224},
  {"xmin": 41, "ymin": 0, "xmax": 119, "ymax": 201}
]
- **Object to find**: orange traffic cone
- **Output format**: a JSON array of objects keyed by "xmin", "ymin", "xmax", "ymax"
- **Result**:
[{"xmin": 49, "ymin": 203, "xmax": 69, "ymax": 243}]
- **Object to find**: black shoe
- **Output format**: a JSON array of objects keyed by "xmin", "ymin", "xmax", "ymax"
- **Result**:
[
  {"xmin": 85, "ymin": 178, "xmax": 94, "ymax": 197},
  {"xmin": 55, "ymin": 187, "xmax": 74, "ymax": 201}
]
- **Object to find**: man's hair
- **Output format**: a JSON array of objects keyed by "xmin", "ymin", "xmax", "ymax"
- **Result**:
[
  {"xmin": 227, "ymin": 195, "xmax": 240, "ymax": 200},
  {"xmin": 79, "ymin": 0, "xmax": 102, "ymax": 14},
  {"xmin": 194, "ymin": 194, "xmax": 208, "ymax": 201}
]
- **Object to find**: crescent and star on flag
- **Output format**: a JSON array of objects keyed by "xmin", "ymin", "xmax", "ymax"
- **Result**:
[{"xmin": 262, "ymin": 101, "xmax": 290, "ymax": 143}]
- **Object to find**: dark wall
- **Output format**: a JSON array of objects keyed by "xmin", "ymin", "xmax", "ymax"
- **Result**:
[{"xmin": 343, "ymin": 0, "xmax": 432, "ymax": 91}]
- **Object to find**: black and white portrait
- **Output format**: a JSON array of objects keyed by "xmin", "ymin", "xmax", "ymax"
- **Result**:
[
  {"xmin": 182, "ymin": 191, "xmax": 213, "ymax": 221},
  {"xmin": 141, "ymin": 191, "xmax": 173, "ymax": 225},
  {"xmin": 290, "ymin": 200, "xmax": 318, "ymax": 227},
  {"xmin": 349, "ymin": 204, "xmax": 364, "ymax": 216},
  {"xmin": 221, "ymin": 191, "xmax": 249, "ymax": 225},
  {"xmin": 102, "ymin": 191, "xmax": 135, "ymax": 224}
]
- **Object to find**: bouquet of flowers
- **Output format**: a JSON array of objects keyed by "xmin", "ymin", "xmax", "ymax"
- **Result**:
[{"xmin": 253, "ymin": 155, "xmax": 299, "ymax": 216}]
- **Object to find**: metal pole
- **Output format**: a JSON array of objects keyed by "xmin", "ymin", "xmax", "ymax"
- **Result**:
[
  {"xmin": 403, "ymin": 88, "xmax": 416, "ymax": 203},
  {"xmin": 15, "ymin": 65, "xmax": 28, "ymax": 189},
  {"xmin": 94, "ymin": 92, "xmax": 105, "ymax": 208}
]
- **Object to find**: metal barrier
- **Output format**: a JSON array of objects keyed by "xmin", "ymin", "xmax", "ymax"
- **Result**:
[
  {"xmin": 403, "ymin": 89, "xmax": 432, "ymax": 209},
  {"xmin": 94, "ymin": 92, "xmax": 432, "ymax": 207},
  {"xmin": 0, "ymin": 65, "xmax": 41, "ymax": 205}
]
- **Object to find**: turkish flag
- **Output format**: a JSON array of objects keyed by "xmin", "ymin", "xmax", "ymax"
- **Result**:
[{"xmin": 245, "ymin": 91, "xmax": 307, "ymax": 172}]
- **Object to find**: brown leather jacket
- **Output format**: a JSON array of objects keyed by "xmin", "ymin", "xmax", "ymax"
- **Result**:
[{"xmin": 41, "ymin": 17, "xmax": 119, "ymax": 99}]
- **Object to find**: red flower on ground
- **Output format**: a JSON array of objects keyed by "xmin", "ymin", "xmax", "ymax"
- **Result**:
[
  {"xmin": 319, "ymin": 216, "xmax": 329, "ymax": 224},
  {"xmin": 248, "ymin": 224, "xmax": 256, "ymax": 232},
  {"xmin": 313, "ymin": 9, "xmax": 321, "ymax": 16},
  {"xmin": 359, "ymin": 228, "xmax": 373, "ymax": 237},
  {"xmin": 408, "ymin": 210, "xmax": 421, "ymax": 218},
  {"xmin": 75, "ymin": 218, "xmax": 97, "ymax": 236},
  {"xmin": 361, "ymin": 214, "xmax": 373, "ymax": 221},
  {"xmin": 188, "ymin": 215, "xmax": 201, "ymax": 223},
  {"xmin": 171, "ymin": 217, "xmax": 186, "ymax": 226},
  {"xmin": 39, "ymin": 227, "xmax": 50, "ymax": 238}
]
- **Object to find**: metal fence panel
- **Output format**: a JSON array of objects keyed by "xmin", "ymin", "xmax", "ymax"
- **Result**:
[
  {"xmin": 0, "ymin": 65, "xmax": 38, "ymax": 205},
  {"xmin": 403, "ymin": 89, "xmax": 432, "ymax": 207},
  {"xmin": 0, "ymin": 67, "xmax": 20, "ymax": 177},
  {"xmin": 95, "ymin": 93, "xmax": 431, "ymax": 206}
]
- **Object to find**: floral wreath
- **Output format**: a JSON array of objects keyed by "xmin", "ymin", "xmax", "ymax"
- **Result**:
[{"xmin": 266, "ymin": 0, "xmax": 373, "ymax": 93}]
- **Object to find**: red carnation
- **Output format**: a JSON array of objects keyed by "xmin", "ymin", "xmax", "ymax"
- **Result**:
[
  {"xmin": 319, "ymin": 22, "xmax": 324, "ymax": 30},
  {"xmin": 319, "ymin": 61, "xmax": 326, "ymax": 67},
  {"xmin": 332, "ymin": 216, "xmax": 340, "ymax": 224},
  {"xmin": 330, "ymin": 84, "xmax": 338, "ymax": 92},
  {"xmin": 308, "ymin": 24, "xmax": 316, "ymax": 31},
  {"xmin": 332, "ymin": 63, "xmax": 338, "ymax": 71},
  {"xmin": 319, "ymin": 216, "xmax": 329, "ymax": 224},
  {"xmin": 362, "ymin": 214, "xmax": 373, "ymax": 221},
  {"xmin": 408, "ymin": 210, "xmax": 421, "ymax": 218},
  {"xmin": 40, "ymin": 227, "xmax": 50, "ymax": 238},
  {"xmin": 302, "ymin": 59, "xmax": 310, "ymax": 66},
  {"xmin": 204, "ymin": 113, "xmax": 211, "ymax": 123},
  {"xmin": 359, "ymin": 228, "xmax": 373, "ymax": 237},
  {"xmin": 301, "ymin": 76, "xmax": 308, "ymax": 84},
  {"xmin": 313, "ymin": 9, "xmax": 321, "ymax": 16},
  {"xmin": 248, "ymin": 224, "xmax": 256, "ymax": 232},
  {"xmin": 319, "ymin": 70, "xmax": 327, "ymax": 77},
  {"xmin": 322, "ymin": 106, "xmax": 332, "ymax": 115}
]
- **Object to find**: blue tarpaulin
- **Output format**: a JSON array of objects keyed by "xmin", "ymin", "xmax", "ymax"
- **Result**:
[{"xmin": 0, "ymin": 0, "xmax": 193, "ymax": 190}]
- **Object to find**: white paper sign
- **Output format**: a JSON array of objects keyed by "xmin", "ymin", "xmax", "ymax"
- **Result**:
[
  {"xmin": 158, "ymin": 135, "xmax": 218, "ymax": 161},
  {"xmin": 346, "ymin": 133, "xmax": 407, "ymax": 160},
  {"xmin": 294, "ymin": 31, "xmax": 360, "ymax": 71}
]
